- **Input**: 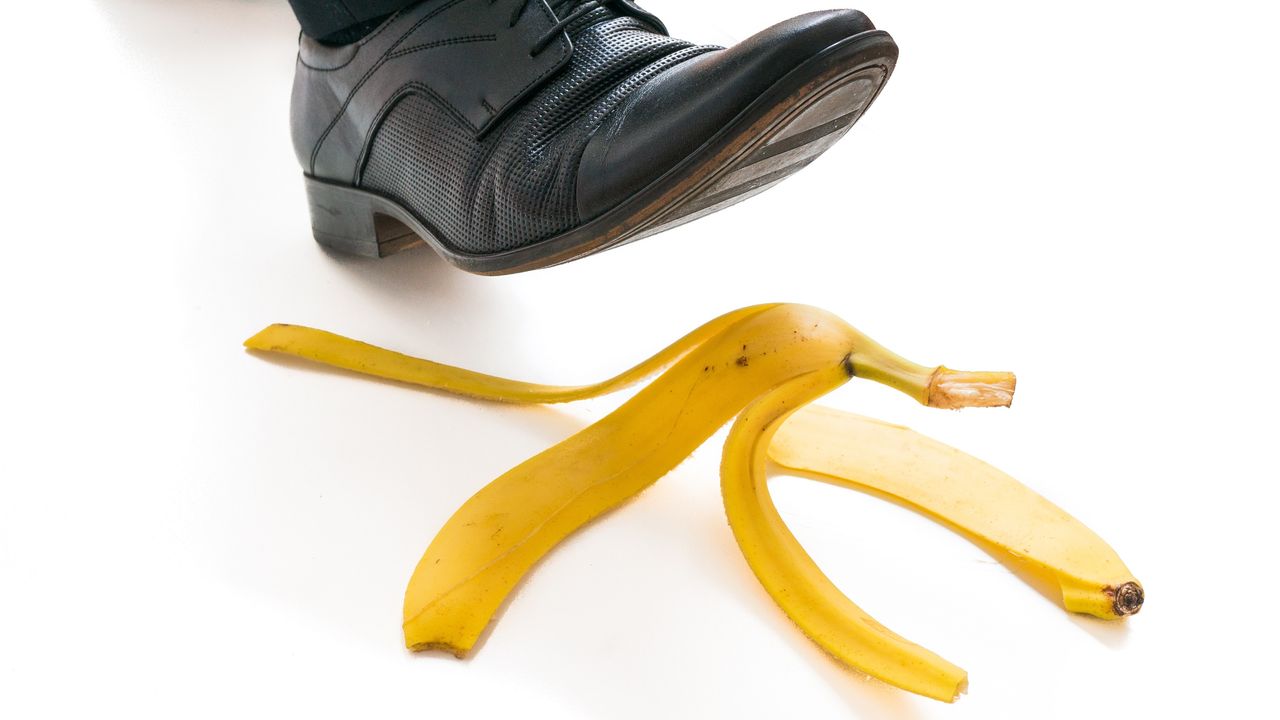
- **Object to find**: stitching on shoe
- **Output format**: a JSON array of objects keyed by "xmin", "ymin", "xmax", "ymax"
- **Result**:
[
  {"xmin": 352, "ymin": 83, "xmax": 481, "ymax": 186},
  {"xmin": 390, "ymin": 35, "xmax": 497, "ymax": 58},
  {"xmin": 308, "ymin": 0, "xmax": 472, "ymax": 173},
  {"xmin": 310, "ymin": 35, "xmax": 496, "ymax": 175},
  {"xmin": 309, "ymin": 0, "xmax": 571, "ymax": 173},
  {"xmin": 297, "ymin": 8, "xmax": 402, "ymax": 72}
]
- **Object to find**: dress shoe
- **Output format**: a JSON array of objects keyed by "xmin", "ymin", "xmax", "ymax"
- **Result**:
[{"xmin": 291, "ymin": 0, "xmax": 897, "ymax": 273}]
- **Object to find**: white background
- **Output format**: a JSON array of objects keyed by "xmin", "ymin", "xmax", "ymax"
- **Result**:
[{"xmin": 2, "ymin": 0, "xmax": 1277, "ymax": 717}]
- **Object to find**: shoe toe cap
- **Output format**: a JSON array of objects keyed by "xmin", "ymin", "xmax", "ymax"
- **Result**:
[{"xmin": 575, "ymin": 10, "xmax": 883, "ymax": 221}]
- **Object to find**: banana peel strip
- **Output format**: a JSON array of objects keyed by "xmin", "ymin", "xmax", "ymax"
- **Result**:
[
  {"xmin": 723, "ymin": 368, "xmax": 970, "ymax": 702},
  {"xmin": 769, "ymin": 406, "xmax": 1143, "ymax": 622},
  {"xmin": 244, "ymin": 304, "xmax": 778, "ymax": 404}
]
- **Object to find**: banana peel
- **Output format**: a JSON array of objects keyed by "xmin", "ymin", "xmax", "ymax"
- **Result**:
[
  {"xmin": 245, "ymin": 303, "xmax": 1140, "ymax": 702},
  {"xmin": 769, "ymin": 406, "xmax": 1143, "ymax": 622}
]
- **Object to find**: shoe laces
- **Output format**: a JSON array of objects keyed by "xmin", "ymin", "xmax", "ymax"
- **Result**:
[{"xmin": 499, "ymin": 0, "xmax": 657, "ymax": 55}]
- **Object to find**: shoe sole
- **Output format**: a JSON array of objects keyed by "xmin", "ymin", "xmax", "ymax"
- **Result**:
[{"xmin": 303, "ymin": 30, "xmax": 898, "ymax": 275}]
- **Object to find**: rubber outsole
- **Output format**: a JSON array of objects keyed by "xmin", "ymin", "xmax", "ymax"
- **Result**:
[{"xmin": 303, "ymin": 31, "xmax": 897, "ymax": 275}]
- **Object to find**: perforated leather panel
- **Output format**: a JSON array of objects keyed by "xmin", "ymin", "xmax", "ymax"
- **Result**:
[{"xmin": 360, "ymin": 11, "xmax": 717, "ymax": 255}]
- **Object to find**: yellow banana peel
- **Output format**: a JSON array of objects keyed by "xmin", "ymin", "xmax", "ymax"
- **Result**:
[
  {"xmin": 723, "ymin": 367, "xmax": 971, "ymax": 702},
  {"xmin": 397, "ymin": 303, "xmax": 866, "ymax": 656},
  {"xmin": 244, "ymin": 303, "xmax": 776, "ymax": 404},
  {"xmin": 769, "ymin": 406, "xmax": 1143, "ymax": 621},
  {"xmin": 245, "ymin": 303, "xmax": 1139, "ymax": 702}
]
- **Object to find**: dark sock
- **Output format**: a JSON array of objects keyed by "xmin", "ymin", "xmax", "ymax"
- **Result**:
[{"xmin": 318, "ymin": 14, "xmax": 392, "ymax": 46}]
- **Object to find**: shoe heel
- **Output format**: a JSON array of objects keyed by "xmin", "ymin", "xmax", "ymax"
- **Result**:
[{"xmin": 304, "ymin": 177, "xmax": 424, "ymax": 258}]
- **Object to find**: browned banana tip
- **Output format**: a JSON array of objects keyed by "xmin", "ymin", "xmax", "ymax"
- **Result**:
[
  {"xmin": 927, "ymin": 368, "xmax": 1017, "ymax": 409},
  {"xmin": 408, "ymin": 640, "xmax": 470, "ymax": 659},
  {"xmin": 1109, "ymin": 582, "xmax": 1144, "ymax": 617}
]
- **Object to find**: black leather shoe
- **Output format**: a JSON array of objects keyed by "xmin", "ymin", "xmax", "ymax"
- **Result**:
[{"xmin": 291, "ymin": 1, "xmax": 897, "ymax": 274}]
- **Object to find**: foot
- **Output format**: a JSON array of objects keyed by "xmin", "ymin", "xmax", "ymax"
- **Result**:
[{"xmin": 291, "ymin": 1, "xmax": 897, "ymax": 274}]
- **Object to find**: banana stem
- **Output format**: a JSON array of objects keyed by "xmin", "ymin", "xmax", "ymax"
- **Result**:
[
  {"xmin": 845, "ymin": 339, "xmax": 1015, "ymax": 409},
  {"xmin": 927, "ymin": 368, "xmax": 1017, "ymax": 409}
]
